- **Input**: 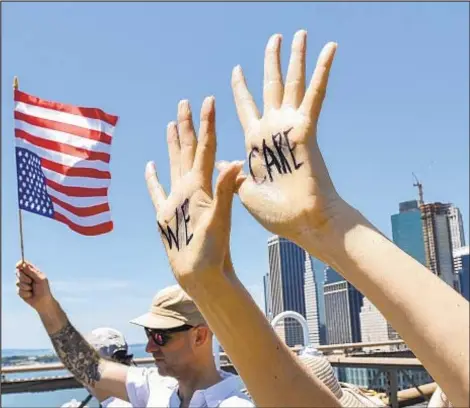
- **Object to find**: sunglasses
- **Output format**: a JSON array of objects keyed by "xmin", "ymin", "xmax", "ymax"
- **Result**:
[{"xmin": 144, "ymin": 324, "xmax": 193, "ymax": 347}]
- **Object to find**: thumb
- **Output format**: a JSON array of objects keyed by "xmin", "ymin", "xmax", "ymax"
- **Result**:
[
  {"xmin": 215, "ymin": 160, "xmax": 247, "ymax": 193},
  {"xmin": 213, "ymin": 161, "xmax": 244, "ymax": 221}
]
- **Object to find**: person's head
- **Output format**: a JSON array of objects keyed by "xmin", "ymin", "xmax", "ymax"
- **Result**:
[
  {"xmin": 297, "ymin": 346, "xmax": 386, "ymax": 407},
  {"xmin": 86, "ymin": 327, "xmax": 134, "ymax": 366},
  {"xmin": 130, "ymin": 285, "xmax": 213, "ymax": 378}
]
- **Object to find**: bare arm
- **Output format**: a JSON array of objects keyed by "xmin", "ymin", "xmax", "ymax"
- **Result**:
[
  {"xmin": 307, "ymin": 202, "xmax": 469, "ymax": 407},
  {"xmin": 184, "ymin": 267, "xmax": 340, "ymax": 407},
  {"xmin": 230, "ymin": 30, "xmax": 469, "ymax": 407},
  {"xmin": 144, "ymin": 96, "xmax": 341, "ymax": 406},
  {"xmin": 16, "ymin": 263, "xmax": 129, "ymax": 403}
]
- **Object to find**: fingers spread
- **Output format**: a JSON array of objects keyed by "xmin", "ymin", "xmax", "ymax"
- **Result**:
[
  {"xmin": 167, "ymin": 122, "xmax": 181, "ymax": 190},
  {"xmin": 263, "ymin": 34, "xmax": 284, "ymax": 112},
  {"xmin": 193, "ymin": 96, "xmax": 216, "ymax": 194},
  {"xmin": 283, "ymin": 30, "xmax": 307, "ymax": 108},
  {"xmin": 300, "ymin": 42, "xmax": 337, "ymax": 123},
  {"xmin": 145, "ymin": 161, "xmax": 168, "ymax": 213},
  {"xmin": 231, "ymin": 65, "xmax": 260, "ymax": 135},
  {"xmin": 177, "ymin": 100, "xmax": 197, "ymax": 175}
]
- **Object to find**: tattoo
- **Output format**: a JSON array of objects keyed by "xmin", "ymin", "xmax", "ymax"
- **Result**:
[
  {"xmin": 158, "ymin": 198, "xmax": 193, "ymax": 251},
  {"xmin": 49, "ymin": 320, "xmax": 102, "ymax": 388},
  {"xmin": 248, "ymin": 127, "xmax": 303, "ymax": 183}
]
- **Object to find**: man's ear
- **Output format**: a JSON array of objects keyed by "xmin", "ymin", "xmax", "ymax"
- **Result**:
[{"xmin": 194, "ymin": 326, "xmax": 210, "ymax": 347}]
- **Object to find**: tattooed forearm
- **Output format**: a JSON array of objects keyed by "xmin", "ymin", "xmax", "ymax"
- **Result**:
[{"xmin": 49, "ymin": 320, "xmax": 103, "ymax": 388}]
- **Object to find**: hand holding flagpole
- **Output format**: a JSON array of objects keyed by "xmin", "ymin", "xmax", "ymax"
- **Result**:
[{"xmin": 13, "ymin": 76, "xmax": 25, "ymax": 263}]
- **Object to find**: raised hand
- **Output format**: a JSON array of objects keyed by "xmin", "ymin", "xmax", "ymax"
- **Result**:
[
  {"xmin": 16, "ymin": 261, "xmax": 54, "ymax": 311},
  {"xmin": 231, "ymin": 30, "xmax": 343, "ymax": 247},
  {"xmin": 145, "ymin": 97, "xmax": 242, "ymax": 285}
]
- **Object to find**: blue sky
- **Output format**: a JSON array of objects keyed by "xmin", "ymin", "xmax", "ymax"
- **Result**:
[{"xmin": 2, "ymin": 3, "xmax": 468, "ymax": 349}]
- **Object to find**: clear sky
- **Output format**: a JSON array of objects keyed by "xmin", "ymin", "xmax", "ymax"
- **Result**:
[{"xmin": 2, "ymin": 3, "xmax": 468, "ymax": 349}]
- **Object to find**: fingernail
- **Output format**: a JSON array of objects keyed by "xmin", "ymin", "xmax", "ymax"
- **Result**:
[
  {"xmin": 167, "ymin": 121, "xmax": 177, "ymax": 130},
  {"xmin": 178, "ymin": 99, "xmax": 190, "ymax": 113},
  {"xmin": 205, "ymin": 95, "xmax": 215, "ymax": 107},
  {"xmin": 294, "ymin": 30, "xmax": 307, "ymax": 46},
  {"xmin": 215, "ymin": 160, "xmax": 230, "ymax": 171},
  {"xmin": 146, "ymin": 161, "xmax": 156, "ymax": 174},
  {"xmin": 268, "ymin": 34, "xmax": 281, "ymax": 49},
  {"xmin": 232, "ymin": 160, "xmax": 245, "ymax": 171},
  {"xmin": 233, "ymin": 65, "xmax": 242, "ymax": 76}
]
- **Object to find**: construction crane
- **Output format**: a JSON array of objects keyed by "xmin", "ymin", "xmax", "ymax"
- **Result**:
[{"xmin": 412, "ymin": 172, "xmax": 424, "ymax": 205}]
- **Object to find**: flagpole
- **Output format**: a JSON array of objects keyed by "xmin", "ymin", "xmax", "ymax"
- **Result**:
[{"xmin": 13, "ymin": 76, "xmax": 25, "ymax": 263}]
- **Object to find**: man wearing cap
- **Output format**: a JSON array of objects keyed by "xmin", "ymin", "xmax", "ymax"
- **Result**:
[{"xmin": 15, "ymin": 261, "xmax": 254, "ymax": 408}]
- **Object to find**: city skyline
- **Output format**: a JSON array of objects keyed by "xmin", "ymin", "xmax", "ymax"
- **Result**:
[{"xmin": 262, "ymin": 195, "xmax": 466, "ymax": 348}]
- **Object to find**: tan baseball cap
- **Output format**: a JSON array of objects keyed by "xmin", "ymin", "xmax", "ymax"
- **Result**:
[{"xmin": 130, "ymin": 285, "xmax": 206, "ymax": 329}]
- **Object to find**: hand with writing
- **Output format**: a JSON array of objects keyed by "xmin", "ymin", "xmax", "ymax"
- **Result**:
[
  {"xmin": 16, "ymin": 261, "xmax": 55, "ymax": 312},
  {"xmin": 230, "ymin": 30, "xmax": 344, "ymax": 249},
  {"xmin": 145, "ymin": 98, "xmax": 243, "ymax": 286}
]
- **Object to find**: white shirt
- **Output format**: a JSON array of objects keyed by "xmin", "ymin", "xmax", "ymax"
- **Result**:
[
  {"xmin": 101, "ymin": 397, "xmax": 133, "ymax": 408},
  {"xmin": 126, "ymin": 366, "xmax": 254, "ymax": 407}
]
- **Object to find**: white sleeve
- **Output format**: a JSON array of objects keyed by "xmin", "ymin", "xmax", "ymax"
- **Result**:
[{"xmin": 125, "ymin": 366, "xmax": 153, "ymax": 407}]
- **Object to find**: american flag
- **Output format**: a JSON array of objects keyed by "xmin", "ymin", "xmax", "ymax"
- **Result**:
[{"xmin": 14, "ymin": 89, "xmax": 119, "ymax": 236}]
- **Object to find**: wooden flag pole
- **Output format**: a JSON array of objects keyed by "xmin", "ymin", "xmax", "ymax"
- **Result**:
[{"xmin": 13, "ymin": 76, "xmax": 25, "ymax": 262}]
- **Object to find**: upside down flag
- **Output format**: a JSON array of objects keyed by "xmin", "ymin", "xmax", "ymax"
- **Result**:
[{"xmin": 14, "ymin": 89, "xmax": 119, "ymax": 236}]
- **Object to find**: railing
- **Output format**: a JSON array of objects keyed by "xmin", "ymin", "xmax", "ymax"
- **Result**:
[{"xmin": 2, "ymin": 340, "xmax": 433, "ymax": 407}]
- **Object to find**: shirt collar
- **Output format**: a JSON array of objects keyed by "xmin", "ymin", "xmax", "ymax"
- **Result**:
[
  {"xmin": 199, "ymin": 370, "xmax": 245, "ymax": 407},
  {"xmin": 171, "ymin": 370, "xmax": 245, "ymax": 407}
]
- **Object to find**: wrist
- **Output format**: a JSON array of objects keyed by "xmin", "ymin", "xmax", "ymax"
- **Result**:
[
  {"xmin": 35, "ymin": 296, "xmax": 58, "ymax": 315},
  {"xmin": 296, "ymin": 199, "xmax": 367, "ymax": 265},
  {"xmin": 180, "ymin": 266, "xmax": 236, "ymax": 300}
]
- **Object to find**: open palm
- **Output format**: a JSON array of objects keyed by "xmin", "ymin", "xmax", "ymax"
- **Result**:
[
  {"xmin": 231, "ymin": 31, "xmax": 343, "ymax": 244},
  {"xmin": 145, "ymin": 98, "xmax": 242, "ymax": 284}
]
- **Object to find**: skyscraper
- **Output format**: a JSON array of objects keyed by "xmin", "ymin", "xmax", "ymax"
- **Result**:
[
  {"xmin": 391, "ymin": 200, "xmax": 426, "ymax": 265},
  {"xmin": 447, "ymin": 205, "xmax": 466, "ymax": 250},
  {"xmin": 359, "ymin": 297, "xmax": 401, "ymax": 351},
  {"xmin": 421, "ymin": 203, "xmax": 455, "ymax": 287},
  {"xmin": 304, "ymin": 253, "xmax": 320, "ymax": 346},
  {"xmin": 324, "ymin": 267, "xmax": 363, "ymax": 345},
  {"xmin": 267, "ymin": 235, "xmax": 307, "ymax": 347},
  {"xmin": 454, "ymin": 246, "xmax": 469, "ymax": 301},
  {"xmin": 263, "ymin": 273, "xmax": 272, "ymax": 319}
]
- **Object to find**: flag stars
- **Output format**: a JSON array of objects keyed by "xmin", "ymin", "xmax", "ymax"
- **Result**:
[{"xmin": 16, "ymin": 147, "xmax": 54, "ymax": 219}]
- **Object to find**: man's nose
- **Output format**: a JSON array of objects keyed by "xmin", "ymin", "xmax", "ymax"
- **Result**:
[{"xmin": 146, "ymin": 336, "xmax": 161, "ymax": 353}]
